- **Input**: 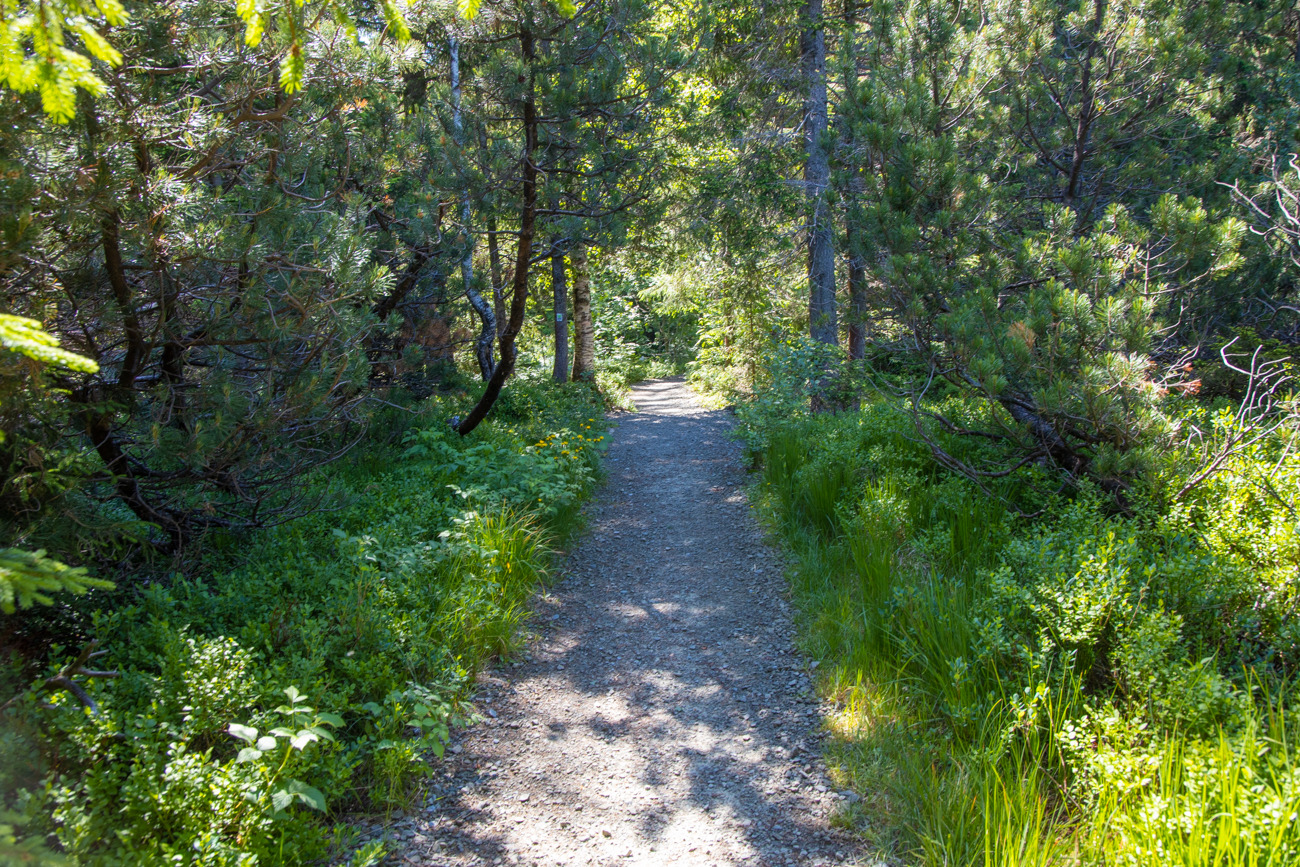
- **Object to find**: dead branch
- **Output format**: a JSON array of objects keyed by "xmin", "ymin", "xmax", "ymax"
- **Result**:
[
  {"xmin": 0, "ymin": 640, "xmax": 119, "ymax": 717},
  {"xmin": 1175, "ymin": 338, "xmax": 1297, "ymax": 500}
]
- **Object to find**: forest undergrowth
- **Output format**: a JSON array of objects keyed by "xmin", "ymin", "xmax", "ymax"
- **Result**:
[
  {"xmin": 0, "ymin": 378, "xmax": 608, "ymax": 867},
  {"xmin": 734, "ymin": 350, "xmax": 1300, "ymax": 867}
]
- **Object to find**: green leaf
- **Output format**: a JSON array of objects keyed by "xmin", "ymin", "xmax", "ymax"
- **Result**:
[
  {"xmin": 0, "ymin": 315, "xmax": 98, "ymax": 372},
  {"xmin": 555, "ymin": 0, "xmax": 577, "ymax": 17},
  {"xmin": 287, "ymin": 779, "xmax": 327, "ymax": 811},
  {"xmin": 279, "ymin": 44, "xmax": 306, "ymax": 94},
  {"xmin": 236, "ymin": 747, "xmax": 264, "ymax": 763},
  {"xmin": 255, "ymin": 735, "xmax": 277, "ymax": 751},
  {"xmin": 308, "ymin": 724, "xmax": 336, "ymax": 742},
  {"xmin": 456, "ymin": 0, "xmax": 482, "ymax": 19},
  {"xmin": 271, "ymin": 789, "xmax": 294, "ymax": 812},
  {"xmin": 235, "ymin": 0, "xmax": 265, "ymax": 46},
  {"xmin": 378, "ymin": 0, "xmax": 410, "ymax": 40},
  {"xmin": 0, "ymin": 547, "xmax": 113, "ymax": 614},
  {"xmin": 289, "ymin": 730, "xmax": 318, "ymax": 750},
  {"xmin": 228, "ymin": 723, "xmax": 258, "ymax": 743},
  {"xmin": 69, "ymin": 20, "xmax": 122, "ymax": 66},
  {"xmin": 93, "ymin": 0, "xmax": 128, "ymax": 26}
]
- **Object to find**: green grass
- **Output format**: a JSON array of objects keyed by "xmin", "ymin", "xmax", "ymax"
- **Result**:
[{"xmin": 750, "ymin": 399, "xmax": 1300, "ymax": 867}]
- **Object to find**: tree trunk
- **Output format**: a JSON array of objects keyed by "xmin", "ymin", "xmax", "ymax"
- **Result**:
[
  {"xmin": 456, "ymin": 21, "xmax": 537, "ymax": 436},
  {"xmin": 802, "ymin": 0, "xmax": 836, "ymax": 347},
  {"xmin": 1065, "ymin": 0, "xmax": 1107, "ymax": 210},
  {"xmin": 842, "ymin": 0, "xmax": 867, "ymax": 360},
  {"xmin": 570, "ymin": 242, "xmax": 595, "ymax": 381},
  {"xmin": 102, "ymin": 212, "xmax": 146, "ymax": 390},
  {"xmin": 488, "ymin": 213, "xmax": 506, "ymax": 337},
  {"xmin": 479, "ymin": 125, "xmax": 507, "ymax": 338},
  {"xmin": 846, "ymin": 249, "xmax": 867, "ymax": 359},
  {"xmin": 451, "ymin": 34, "xmax": 496, "ymax": 380},
  {"xmin": 551, "ymin": 239, "xmax": 569, "ymax": 382}
]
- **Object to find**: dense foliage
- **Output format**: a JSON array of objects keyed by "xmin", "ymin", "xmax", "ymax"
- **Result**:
[
  {"xmin": 6, "ymin": 0, "xmax": 1300, "ymax": 862},
  {"xmin": 738, "ymin": 349, "xmax": 1300, "ymax": 864},
  {"xmin": 2, "ymin": 378, "xmax": 606, "ymax": 865},
  {"xmin": 659, "ymin": 0, "xmax": 1300, "ymax": 861}
]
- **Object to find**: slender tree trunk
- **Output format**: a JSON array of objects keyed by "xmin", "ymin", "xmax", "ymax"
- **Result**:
[
  {"xmin": 551, "ymin": 237, "xmax": 569, "ymax": 383},
  {"xmin": 456, "ymin": 21, "xmax": 537, "ymax": 436},
  {"xmin": 373, "ymin": 245, "xmax": 433, "ymax": 321},
  {"xmin": 478, "ymin": 126, "xmax": 507, "ymax": 338},
  {"xmin": 842, "ymin": 0, "xmax": 867, "ymax": 360},
  {"xmin": 488, "ymin": 213, "xmax": 506, "ymax": 337},
  {"xmin": 1065, "ymin": 0, "xmax": 1107, "ymax": 211},
  {"xmin": 570, "ymin": 242, "xmax": 595, "ymax": 381},
  {"xmin": 802, "ymin": 0, "xmax": 836, "ymax": 347},
  {"xmin": 451, "ymin": 34, "xmax": 496, "ymax": 379},
  {"xmin": 102, "ymin": 212, "xmax": 146, "ymax": 390}
]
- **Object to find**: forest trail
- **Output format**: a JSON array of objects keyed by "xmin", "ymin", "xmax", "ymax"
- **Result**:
[{"xmin": 387, "ymin": 379, "xmax": 856, "ymax": 867}]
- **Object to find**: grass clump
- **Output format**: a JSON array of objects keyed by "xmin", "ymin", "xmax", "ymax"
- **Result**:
[{"xmin": 744, "ymin": 394, "xmax": 1300, "ymax": 866}]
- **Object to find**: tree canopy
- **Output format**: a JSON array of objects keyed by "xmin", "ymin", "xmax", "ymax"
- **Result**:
[{"xmin": 6, "ymin": 0, "xmax": 1300, "ymax": 862}]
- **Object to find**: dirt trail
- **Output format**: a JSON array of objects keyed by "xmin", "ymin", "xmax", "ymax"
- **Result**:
[{"xmin": 384, "ymin": 379, "xmax": 856, "ymax": 867}]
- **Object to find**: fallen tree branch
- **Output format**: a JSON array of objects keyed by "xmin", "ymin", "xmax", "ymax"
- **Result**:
[{"xmin": 0, "ymin": 640, "xmax": 119, "ymax": 717}]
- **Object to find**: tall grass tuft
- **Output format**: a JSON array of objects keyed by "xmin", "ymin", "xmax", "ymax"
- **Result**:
[{"xmin": 750, "ymin": 397, "xmax": 1300, "ymax": 866}]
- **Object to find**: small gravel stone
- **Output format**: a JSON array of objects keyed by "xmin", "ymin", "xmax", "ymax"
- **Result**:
[{"xmin": 375, "ymin": 379, "xmax": 853, "ymax": 867}]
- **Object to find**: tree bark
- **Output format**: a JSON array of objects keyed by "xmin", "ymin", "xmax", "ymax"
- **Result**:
[
  {"xmin": 1065, "ymin": 0, "xmax": 1107, "ymax": 209},
  {"xmin": 802, "ymin": 0, "xmax": 836, "ymax": 347},
  {"xmin": 1295, "ymin": 0, "xmax": 1300, "ymax": 63},
  {"xmin": 456, "ymin": 21, "xmax": 537, "ymax": 436},
  {"xmin": 570, "ymin": 242, "xmax": 595, "ymax": 381},
  {"xmin": 488, "ymin": 213, "xmax": 506, "ymax": 337},
  {"xmin": 102, "ymin": 212, "xmax": 147, "ymax": 391},
  {"xmin": 374, "ymin": 245, "xmax": 433, "ymax": 321},
  {"xmin": 551, "ymin": 236, "xmax": 569, "ymax": 383},
  {"xmin": 451, "ymin": 34, "xmax": 496, "ymax": 379},
  {"xmin": 846, "ymin": 241, "xmax": 867, "ymax": 359},
  {"xmin": 842, "ymin": 0, "xmax": 867, "ymax": 360},
  {"xmin": 479, "ymin": 125, "xmax": 507, "ymax": 338}
]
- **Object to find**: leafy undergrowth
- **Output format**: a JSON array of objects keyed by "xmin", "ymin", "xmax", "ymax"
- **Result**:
[
  {"xmin": 743, "ymin": 396, "xmax": 1300, "ymax": 866},
  {"xmin": 0, "ymin": 378, "xmax": 608, "ymax": 867}
]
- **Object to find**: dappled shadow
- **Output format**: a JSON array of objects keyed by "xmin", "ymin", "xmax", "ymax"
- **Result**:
[{"xmin": 394, "ymin": 379, "xmax": 852, "ymax": 867}]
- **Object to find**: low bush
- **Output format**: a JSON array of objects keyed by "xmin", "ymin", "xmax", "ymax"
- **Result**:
[
  {"xmin": 0, "ymin": 377, "xmax": 608, "ymax": 866},
  {"xmin": 743, "ymin": 356, "xmax": 1300, "ymax": 865}
]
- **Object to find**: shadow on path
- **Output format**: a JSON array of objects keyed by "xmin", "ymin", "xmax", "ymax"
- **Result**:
[{"xmin": 384, "ymin": 378, "xmax": 856, "ymax": 867}]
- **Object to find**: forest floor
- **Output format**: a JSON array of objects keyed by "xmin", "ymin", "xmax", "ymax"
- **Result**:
[{"xmin": 380, "ymin": 379, "xmax": 860, "ymax": 867}]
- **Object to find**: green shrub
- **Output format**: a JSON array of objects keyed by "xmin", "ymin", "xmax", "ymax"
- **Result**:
[
  {"xmin": 747, "ymin": 383, "xmax": 1300, "ymax": 866},
  {"xmin": 0, "ymin": 377, "xmax": 609, "ymax": 865}
]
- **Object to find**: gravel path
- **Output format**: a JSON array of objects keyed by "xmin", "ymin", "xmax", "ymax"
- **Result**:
[{"xmin": 383, "ymin": 379, "xmax": 856, "ymax": 867}]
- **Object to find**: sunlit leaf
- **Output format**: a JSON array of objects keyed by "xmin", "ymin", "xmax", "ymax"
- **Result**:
[
  {"xmin": 279, "ymin": 45, "xmax": 306, "ymax": 94},
  {"xmin": 228, "ymin": 723, "xmax": 258, "ymax": 744},
  {"xmin": 289, "ymin": 730, "xmax": 318, "ymax": 750}
]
